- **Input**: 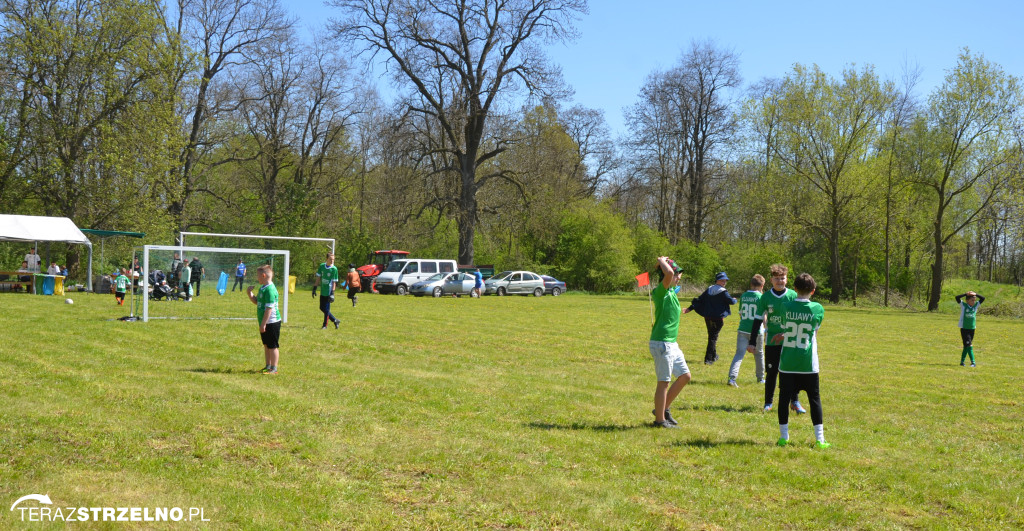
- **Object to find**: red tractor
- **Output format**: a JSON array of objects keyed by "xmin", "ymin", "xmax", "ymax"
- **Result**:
[{"xmin": 356, "ymin": 250, "xmax": 409, "ymax": 292}]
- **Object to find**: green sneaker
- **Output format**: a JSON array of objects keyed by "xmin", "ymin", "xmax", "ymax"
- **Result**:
[
  {"xmin": 261, "ymin": 367, "xmax": 277, "ymax": 375},
  {"xmin": 776, "ymin": 438, "xmax": 789, "ymax": 447},
  {"xmin": 815, "ymin": 441, "xmax": 831, "ymax": 449}
]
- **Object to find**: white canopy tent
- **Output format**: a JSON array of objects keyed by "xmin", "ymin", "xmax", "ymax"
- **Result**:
[{"xmin": 0, "ymin": 214, "xmax": 94, "ymax": 291}]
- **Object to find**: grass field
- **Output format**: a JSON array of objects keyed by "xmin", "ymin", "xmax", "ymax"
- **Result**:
[{"xmin": 2, "ymin": 288, "xmax": 1023, "ymax": 528}]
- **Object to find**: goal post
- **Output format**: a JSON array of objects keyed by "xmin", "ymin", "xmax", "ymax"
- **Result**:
[
  {"xmin": 179, "ymin": 232, "xmax": 335, "ymax": 254},
  {"xmin": 141, "ymin": 245, "xmax": 290, "ymax": 323}
]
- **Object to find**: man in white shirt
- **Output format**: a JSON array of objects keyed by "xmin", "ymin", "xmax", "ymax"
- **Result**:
[{"xmin": 25, "ymin": 247, "xmax": 41, "ymax": 273}]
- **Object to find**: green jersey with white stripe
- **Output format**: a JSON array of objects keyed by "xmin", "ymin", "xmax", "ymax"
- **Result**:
[
  {"xmin": 755, "ymin": 288, "xmax": 796, "ymax": 339},
  {"xmin": 958, "ymin": 302, "xmax": 980, "ymax": 329},
  {"xmin": 256, "ymin": 283, "xmax": 282, "ymax": 323},
  {"xmin": 778, "ymin": 299, "xmax": 825, "ymax": 373},
  {"xmin": 114, "ymin": 274, "xmax": 130, "ymax": 292},
  {"xmin": 737, "ymin": 290, "xmax": 763, "ymax": 332}
]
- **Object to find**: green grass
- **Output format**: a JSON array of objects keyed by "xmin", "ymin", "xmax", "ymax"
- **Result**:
[{"xmin": 2, "ymin": 290, "xmax": 1023, "ymax": 528}]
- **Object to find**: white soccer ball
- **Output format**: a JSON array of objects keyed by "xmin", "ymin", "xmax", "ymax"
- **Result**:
[{"xmin": 65, "ymin": 298, "xmax": 74, "ymax": 305}]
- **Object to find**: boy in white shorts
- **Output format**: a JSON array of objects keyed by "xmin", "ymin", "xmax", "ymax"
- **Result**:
[{"xmin": 648, "ymin": 256, "xmax": 691, "ymax": 428}]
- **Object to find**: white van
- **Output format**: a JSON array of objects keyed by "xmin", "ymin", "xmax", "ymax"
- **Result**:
[{"xmin": 374, "ymin": 259, "xmax": 458, "ymax": 295}]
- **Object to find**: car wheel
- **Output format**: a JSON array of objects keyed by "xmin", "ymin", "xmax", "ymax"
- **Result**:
[
  {"xmin": 552, "ymin": 287, "xmax": 561, "ymax": 297},
  {"xmin": 533, "ymin": 287, "xmax": 543, "ymax": 297},
  {"xmin": 396, "ymin": 284, "xmax": 408, "ymax": 296},
  {"xmin": 497, "ymin": 287, "xmax": 506, "ymax": 296},
  {"xmin": 432, "ymin": 287, "xmax": 442, "ymax": 298}
]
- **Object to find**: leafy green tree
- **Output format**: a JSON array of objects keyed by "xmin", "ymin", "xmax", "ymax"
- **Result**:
[
  {"xmin": 911, "ymin": 50, "xmax": 1023, "ymax": 310},
  {"xmin": 554, "ymin": 200, "xmax": 635, "ymax": 292},
  {"xmin": 764, "ymin": 64, "xmax": 894, "ymax": 302}
]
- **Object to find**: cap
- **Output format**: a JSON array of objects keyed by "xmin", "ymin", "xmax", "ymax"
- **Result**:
[
  {"xmin": 667, "ymin": 259, "xmax": 682, "ymax": 273},
  {"xmin": 349, "ymin": 263, "xmax": 357, "ymax": 269},
  {"xmin": 715, "ymin": 271, "xmax": 729, "ymax": 281}
]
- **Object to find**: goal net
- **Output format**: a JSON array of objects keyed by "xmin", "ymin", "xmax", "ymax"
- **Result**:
[{"xmin": 141, "ymin": 245, "xmax": 290, "ymax": 323}]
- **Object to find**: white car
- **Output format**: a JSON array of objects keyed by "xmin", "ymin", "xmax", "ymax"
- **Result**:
[
  {"xmin": 484, "ymin": 271, "xmax": 545, "ymax": 296},
  {"xmin": 410, "ymin": 272, "xmax": 476, "ymax": 297}
]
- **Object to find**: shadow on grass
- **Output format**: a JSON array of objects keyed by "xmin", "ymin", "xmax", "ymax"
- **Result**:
[
  {"xmin": 675, "ymin": 403, "xmax": 760, "ymax": 413},
  {"xmin": 671, "ymin": 437, "xmax": 759, "ymax": 448},
  {"xmin": 181, "ymin": 367, "xmax": 257, "ymax": 375},
  {"xmin": 525, "ymin": 421, "xmax": 643, "ymax": 432}
]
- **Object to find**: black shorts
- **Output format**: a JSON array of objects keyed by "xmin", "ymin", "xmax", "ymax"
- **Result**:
[
  {"xmin": 260, "ymin": 321, "xmax": 281, "ymax": 349},
  {"xmin": 347, "ymin": 286, "xmax": 359, "ymax": 299},
  {"xmin": 115, "ymin": 291, "xmax": 125, "ymax": 298}
]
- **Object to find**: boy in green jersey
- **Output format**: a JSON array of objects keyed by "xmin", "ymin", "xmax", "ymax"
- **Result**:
[
  {"xmin": 746, "ymin": 264, "xmax": 805, "ymax": 414},
  {"xmin": 955, "ymin": 291, "xmax": 985, "ymax": 367},
  {"xmin": 728, "ymin": 274, "xmax": 765, "ymax": 386},
  {"xmin": 648, "ymin": 256, "xmax": 690, "ymax": 428},
  {"xmin": 772, "ymin": 273, "xmax": 829, "ymax": 448},
  {"xmin": 315, "ymin": 253, "xmax": 340, "ymax": 329},
  {"xmin": 248, "ymin": 264, "xmax": 282, "ymax": 375},
  {"xmin": 114, "ymin": 268, "xmax": 130, "ymax": 306}
]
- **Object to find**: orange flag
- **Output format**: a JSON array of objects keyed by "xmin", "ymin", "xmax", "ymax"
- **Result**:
[{"xmin": 635, "ymin": 272, "xmax": 650, "ymax": 287}]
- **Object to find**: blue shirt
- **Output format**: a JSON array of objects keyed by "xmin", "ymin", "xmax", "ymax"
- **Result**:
[
  {"xmin": 473, "ymin": 271, "xmax": 483, "ymax": 287},
  {"xmin": 236, "ymin": 263, "xmax": 246, "ymax": 277}
]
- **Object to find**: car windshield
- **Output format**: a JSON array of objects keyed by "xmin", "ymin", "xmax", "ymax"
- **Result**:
[
  {"xmin": 383, "ymin": 260, "xmax": 406, "ymax": 273},
  {"xmin": 426, "ymin": 273, "xmax": 445, "ymax": 281},
  {"xmin": 489, "ymin": 271, "xmax": 513, "ymax": 281}
]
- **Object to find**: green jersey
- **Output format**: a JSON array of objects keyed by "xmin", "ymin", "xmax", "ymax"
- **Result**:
[
  {"xmin": 317, "ymin": 263, "xmax": 339, "ymax": 293},
  {"xmin": 650, "ymin": 284, "xmax": 681, "ymax": 342},
  {"xmin": 755, "ymin": 288, "xmax": 797, "ymax": 340},
  {"xmin": 737, "ymin": 290, "xmax": 763, "ymax": 333},
  {"xmin": 958, "ymin": 302, "xmax": 980, "ymax": 329},
  {"xmin": 778, "ymin": 299, "xmax": 825, "ymax": 374},
  {"xmin": 114, "ymin": 274, "xmax": 130, "ymax": 292},
  {"xmin": 256, "ymin": 283, "xmax": 282, "ymax": 323}
]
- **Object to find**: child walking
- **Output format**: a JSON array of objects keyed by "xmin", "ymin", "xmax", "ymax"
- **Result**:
[
  {"xmin": 114, "ymin": 268, "xmax": 130, "ymax": 305},
  {"xmin": 315, "ymin": 253, "xmax": 340, "ymax": 329},
  {"xmin": 728, "ymin": 274, "xmax": 766, "ymax": 387},
  {"xmin": 955, "ymin": 291, "xmax": 985, "ymax": 367},
  {"xmin": 773, "ymin": 273, "xmax": 829, "ymax": 449},
  {"xmin": 248, "ymin": 264, "xmax": 282, "ymax": 375}
]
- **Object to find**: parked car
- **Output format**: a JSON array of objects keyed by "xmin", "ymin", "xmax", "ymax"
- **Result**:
[
  {"xmin": 375, "ymin": 258, "xmax": 459, "ymax": 295},
  {"xmin": 484, "ymin": 271, "xmax": 545, "ymax": 296},
  {"xmin": 540, "ymin": 275, "xmax": 567, "ymax": 296},
  {"xmin": 410, "ymin": 272, "xmax": 476, "ymax": 297}
]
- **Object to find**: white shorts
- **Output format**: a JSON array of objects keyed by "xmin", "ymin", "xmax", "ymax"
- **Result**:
[{"xmin": 649, "ymin": 341, "xmax": 689, "ymax": 382}]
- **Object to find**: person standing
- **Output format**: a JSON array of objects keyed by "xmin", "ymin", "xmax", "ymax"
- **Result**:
[
  {"xmin": 684, "ymin": 272, "xmax": 737, "ymax": 366},
  {"xmin": 47, "ymin": 262, "xmax": 61, "ymax": 276},
  {"xmin": 955, "ymin": 291, "xmax": 985, "ymax": 367},
  {"xmin": 648, "ymin": 256, "xmax": 690, "ymax": 429},
  {"xmin": 248, "ymin": 264, "xmax": 281, "ymax": 375},
  {"xmin": 190, "ymin": 256, "xmax": 205, "ymax": 297},
  {"xmin": 747, "ymin": 264, "xmax": 805, "ymax": 414},
  {"xmin": 25, "ymin": 247, "xmax": 41, "ymax": 273},
  {"xmin": 179, "ymin": 259, "xmax": 192, "ymax": 301},
  {"xmin": 315, "ymin": 253, "xmax": 340, "ymax": 329},
  {"xmin": 773, "ymin": 273, "xmax": 830, "ymax": 449},
  {"xmin": 232, "ymin": 259, "xmax": 246, "ymax": 292},
  {"xmin": 114, "ymin": 268, "xmax": 130, "ymax": 306},
  {"xmin": 346, "ymin": 264, "xmax": 361, "ymax": 307},
  {"xmin": 472, "ymin": 268, "xmax": 484, "ymax": 298},
  {"xmin": 132, "ymin": 257, "xmax": 142, "ymax": 293},
  {"xmin": 170, "ymin": 252, "xmax": 182, "ymax": 286},
  {"xmin": 727, "ymin": 274, "xmax": 766, "ymax": 387}
]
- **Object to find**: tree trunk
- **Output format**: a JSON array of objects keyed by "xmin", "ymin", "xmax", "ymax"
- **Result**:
[
  {"xmin": 457, "ymin": 156, "xmax": 477, "ymax": 266},
  {"xmin": 828, "ymin": 215, "xmax": 842, "ymax": 303},
  {"xmin": 927, "ymin": 214, "xmax": 944, "ymax": 311}
]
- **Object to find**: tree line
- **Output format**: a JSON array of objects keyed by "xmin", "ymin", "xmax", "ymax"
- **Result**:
[{"xmin": 1, "ymin": 0, "xmax": 1022, "ymax": 310}]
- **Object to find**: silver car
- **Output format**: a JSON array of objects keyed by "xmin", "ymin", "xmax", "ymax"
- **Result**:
[
  {"xmin": 410, "ymin": 272, "xmax": 476, "ymax": 297},
  {"xmin": 484, "ymin": 270, "xmax": 545, "ymax": 296}
]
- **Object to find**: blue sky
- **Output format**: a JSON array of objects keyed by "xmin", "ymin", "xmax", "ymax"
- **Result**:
[{"xmin": 289, "ymin": 0, "xmax": 1024, "ymax": 136}]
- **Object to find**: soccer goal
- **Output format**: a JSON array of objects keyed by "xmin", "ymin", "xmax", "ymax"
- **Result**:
[{"xmin": 141, "ymin": 245, "xmax": 290, "ymax": 323}]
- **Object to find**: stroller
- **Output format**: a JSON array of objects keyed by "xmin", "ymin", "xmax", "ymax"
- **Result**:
[{"xmin": 148, "ymin": 269, "xmax": 179, "ymax": 301}]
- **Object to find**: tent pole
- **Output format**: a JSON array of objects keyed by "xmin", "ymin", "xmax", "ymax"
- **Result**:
[{"xmin": 87, "ymin": 243, "xmax": 93, "ymax": 292}]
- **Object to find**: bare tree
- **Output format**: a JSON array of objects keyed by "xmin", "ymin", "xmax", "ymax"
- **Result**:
[
  {"xmin": 166, "ymin": 0, "xmax": 293, "ymax": 232},
  {"xmin": 330, "ymin": 0, "xmax": 586, "ymax": 265}
]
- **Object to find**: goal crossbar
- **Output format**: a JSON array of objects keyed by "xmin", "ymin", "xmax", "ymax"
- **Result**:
[
  {"xmin": 142, "ymin": 244, "xmax": 290, "ymax": 323},
  {"xmin": 179, "ymin": 232, "xmax": 335, "ymax": 254}
]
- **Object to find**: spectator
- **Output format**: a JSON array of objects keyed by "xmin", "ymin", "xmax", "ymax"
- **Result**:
[
  {"xmin": 190, "ymin": 256, "xmax": 205, "ymax": 296},
  {"xmin": 25, "ymin": 247, "xmax": 41, "ymax": 273},
  {"xmin": 17, "ymin": 261, "xmax": 31, "ymax": 285},
  {"xmin": 684, "ymin": 271, "xmax": 738, "ymax": 365},
  {"xmin": 170, "ymin": 252, "xmax": 182, "ymax": 285},
  {"xmin": 132, "ymin": 257, "xmax": 142, "ymax": 293},
  {"xmin": 232, "ymin": 259, "xmax": 246, "ymax": 292},
  {"xmin": 48, "ymin": 262, "xmax": 61, "ymax": 275},
  {"xmin": 180, "ymin": 259, "xmax": 192, "ymax": 301}
]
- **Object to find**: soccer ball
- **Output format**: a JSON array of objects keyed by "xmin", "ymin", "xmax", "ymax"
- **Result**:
[{"xmin": 65, "ymin": 298, "xmax": 74, "ymax": 304}]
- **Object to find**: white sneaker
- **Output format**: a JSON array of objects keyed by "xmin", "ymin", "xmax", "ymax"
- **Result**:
[{"xmin": 727, "ymin": 379, "xmax": 738, "ymax": 388}]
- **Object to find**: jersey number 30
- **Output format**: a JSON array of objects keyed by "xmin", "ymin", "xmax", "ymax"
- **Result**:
[
  {"xmin": 783, "ymin": 322, "xmax": 813, "ymax": 349},
  {"xmin": 740, "ymin": 303, "xmax": 757, "ymax": 320}
]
